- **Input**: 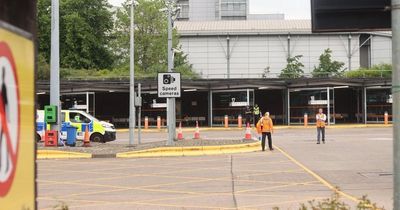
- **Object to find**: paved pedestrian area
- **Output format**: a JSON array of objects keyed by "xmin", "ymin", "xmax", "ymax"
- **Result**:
[
  {"xmin": 37, "ymin": 127, "xmax": 392, "ymax": 209},
  {"xmin": 38, "ymin": 152, "xmax": 354, "ymax": 209}
]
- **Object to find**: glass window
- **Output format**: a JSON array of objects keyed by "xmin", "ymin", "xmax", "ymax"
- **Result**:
[
  {"xmin": 69, "ymin": 113, "xmax": 91, "ymax": 123},
  {"xmin": 366, "ymin": 88, "xmax": 392, "ymax": 122},
  {"xmin": 289, "ymin": 88, "xmax": 334, "ymax": 125}
]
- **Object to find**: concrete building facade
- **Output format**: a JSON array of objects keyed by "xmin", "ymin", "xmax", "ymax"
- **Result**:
[
  {"xmin": 177, "ymin": 0, "xmax": 249, "ymax": 21},
  {"xmin": 175, "ymin": 20, "xmax": 392, "ymax": 79}
]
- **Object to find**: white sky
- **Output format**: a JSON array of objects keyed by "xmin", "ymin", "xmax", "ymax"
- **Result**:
[{"xmin": 107, "ymin": 0, "xmax": 311, "ymax": 19}]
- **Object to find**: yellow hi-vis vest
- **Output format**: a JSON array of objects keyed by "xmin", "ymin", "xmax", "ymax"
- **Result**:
[
  {"xmin": 316, "ymin": 113, "xmax": 326, "ymax": 127},
  {"xmin": 253, "ymin": 106, "xmax": 260, "ymax": 115}
]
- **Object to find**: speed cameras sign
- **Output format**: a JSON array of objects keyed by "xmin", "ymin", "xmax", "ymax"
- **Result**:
[{"xmin": 158, "ymin": 73, "xmax": 181, "ymax": 98}]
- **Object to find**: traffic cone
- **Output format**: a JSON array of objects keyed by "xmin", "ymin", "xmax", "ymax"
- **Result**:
[
  {"xmin": 177, "ymin": 122, "xmax": 184, "ymax": 140},
  {"xmin": 244, "ymin": 122, "xmax": 252, "ymax": 140},
  {"xmin": 194, "ymin": 121, "xmax": 200, "ymax": 139},
  {"xmin": 82, "ymin": 125, "xmax": 91, "ymax": 147}
]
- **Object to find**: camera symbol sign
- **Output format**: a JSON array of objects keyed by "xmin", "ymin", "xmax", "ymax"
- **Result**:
[
  {"xmin": 0, "ymin": 42, "xmax": 20, "ymax": 197},
  {"xmin": 158, "ymin": 73, "xmax": 181, "ymax": 98}
]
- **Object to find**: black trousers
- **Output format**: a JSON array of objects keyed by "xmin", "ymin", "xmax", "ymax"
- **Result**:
[
  {"xmin": 245, "ymin": 114, "xmax": 252, "ymax": 125},
  {"xmin": 261, "ymin": 132, "xmax": 272, "ymax": 151},
  {"xmin": 317, "ymin": 127, "xmax": 325, "ymax": 142},
  {"xmin": 254, "ymin": 115, "xmax": 260, "ymax": 127}
]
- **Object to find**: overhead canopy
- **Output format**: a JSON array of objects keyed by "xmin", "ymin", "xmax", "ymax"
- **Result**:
[{"xmin": 36, "ymin": 78, "xmax": 392, "ymax": 94}]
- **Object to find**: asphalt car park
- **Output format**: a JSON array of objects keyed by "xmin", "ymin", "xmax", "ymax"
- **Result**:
[{"xmin": 37, "ymin": 127, "xmax": 392, "ymax": 209}]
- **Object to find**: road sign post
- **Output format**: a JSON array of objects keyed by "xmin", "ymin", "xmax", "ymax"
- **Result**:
[{"xmin": 158, "ymin": 72, "xmax": 181, "ymax": 145}]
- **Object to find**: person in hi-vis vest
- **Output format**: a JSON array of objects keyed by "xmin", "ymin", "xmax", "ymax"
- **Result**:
[
  {"xmin": 253, "ymin": 104, "xmax": 261, "ymax": 127},
  {"xmin": 256, "ymin": 112, "xmax": 274, "ymax": 151},
  {"xmin": 316, "ymin": 108, "xmax": 326, "ymax": 144}
]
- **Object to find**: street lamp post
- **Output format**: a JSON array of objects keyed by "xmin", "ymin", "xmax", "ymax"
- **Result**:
[
  {"xmin": 166, "ymin": 3, "xmax": 175, "ymax": 145},
  {"xmin": 129, "ymin": 0, "xmax": 136, "ymax": 146},
  {"xmin": 50, "ymin": 0, "xmax": 61, "ymax": 133},
  {"xmin": 392, "ymin": 0, "xmax": 400, "ymax": 208}
]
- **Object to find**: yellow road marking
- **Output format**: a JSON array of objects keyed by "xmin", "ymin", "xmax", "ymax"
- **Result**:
[
  {"xmin": 236, "ymin": 180, "xmax": 320, "ymax": 194},
  {"xmin": 275, "ymin": 145, "xmax": 360, "ymax": 203},
  {"xmin": 239, "ymin": 196, "xmax": 328, "ymax": 209}
]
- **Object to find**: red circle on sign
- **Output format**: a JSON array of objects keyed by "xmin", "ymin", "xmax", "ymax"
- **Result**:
[{"xmin": 0, "ymin": 42, "xmax": 20, "ymax": 197}]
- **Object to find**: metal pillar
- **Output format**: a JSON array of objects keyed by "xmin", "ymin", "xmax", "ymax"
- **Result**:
[
  {"xmin": 138, "ymin": 83, "xmax": 141, "ymax": 144},
  {"xmin": 227, "ymin": 36, "xmax": 230, "ymax": 79},
  {"xmin": 287, "ymin": 88, "xmax": 290, "ymax": 125},
  {"xmin": 287, "ymin": 33, "xmax": 291, "ymax": 58},
  {"xmin": 327, "ymin": 87, "xmax": 330, "ymax": 126},
  {"xmin": 348, "ymin": 34, "xmax": 352, "ymax": 71},
  {"xmin": 363, "ymin": 87, "xmax": 367, "ymax": 124},
  {"xmin": 209, "ymin": 90, "xmax": 213, "ymax": 127},
  {"xmin": 129, "ymin": 0, "xmax": 136, "ymax": 145},
  {"xmin": 86, "ymin": 92, "xmax": 89, "ymax": 113},
  {"xmin": 50, "ymin": 0, "xmax": 60, "ymax": 132},
  {"xmin": 356, "ymin": 89, "xmax": 360, "ymax": 123},
  {"xmin": 246, "ymin": 89, "xmax": 250, "ymax": 105},
  {"xmin": 392, "ymin": 0, "xmax": 400, "ymax": 208},
  {"xmin": 166, "ymin": 5, "xmax": 175, "ymax": 146}
]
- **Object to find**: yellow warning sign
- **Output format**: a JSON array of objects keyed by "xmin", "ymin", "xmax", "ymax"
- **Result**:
[{"xmin": 0, "ymin": 27, "xmax": 35, "ymax": 209}]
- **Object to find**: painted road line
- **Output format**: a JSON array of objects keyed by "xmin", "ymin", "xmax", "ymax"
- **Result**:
[
  {"xmin": 116, "ymin": 142, "xmax": 261, "ymax": 158},
  {"xmin": 37, "ymin": 150, "xmax": 92, "ymax": 159},
  {"xmin": 274, "ymin": 145, "xmax": 360, "ymax": 203}
]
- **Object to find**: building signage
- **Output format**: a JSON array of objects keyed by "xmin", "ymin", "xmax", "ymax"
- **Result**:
[
  {"xmin": 387, "ymin": 94, "xmax": 393, "ymax": 104},
  {"xmin": 158, "ymin": 73, "xmax": 181, "ymax": 98},
  {"xmin": 308, "ymin": 96, "xmax": 328, "ymax": 105},
  {"xmin": 151, "ymin": 99, "xmax": 167, "ymax": 108},
  {"xmin": 229, "ymin": 98, "xmax": 249, "ymax": 107}
]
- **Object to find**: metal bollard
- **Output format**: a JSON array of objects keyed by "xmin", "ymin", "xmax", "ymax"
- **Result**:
[
  {"xmin": 144, "ymin": 116, "xmax": 149, "ymax": 129},
  {"xmin": 384, "ymin": 111, "xmax": 389, "ymax": 125},
  {"xmin": 238, "ymin": 115, "xmax": 242, "ymax": 128},
  {"xmin": 304, "ymin": 113, "xmax": 308, "ymax": 127},
  {"xmin": 224, "ymin": 115, "xmax": 229, "ymax": 128},
  {"xmin": 157, "ymin": 116, "xmax": 161, "ymax": 129}
]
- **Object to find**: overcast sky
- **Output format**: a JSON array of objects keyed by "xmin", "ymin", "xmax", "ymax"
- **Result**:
[{"xmin": 107, "ymin": 0, "xmax": 311, "ymax": 19}]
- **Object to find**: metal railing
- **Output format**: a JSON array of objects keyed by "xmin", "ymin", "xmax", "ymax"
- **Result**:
[{"xmin": 52, "ymin": 69, "xmax": 392, "ymax": 81}]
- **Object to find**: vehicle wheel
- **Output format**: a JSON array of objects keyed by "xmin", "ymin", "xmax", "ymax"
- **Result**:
[
  {"xmin": 90, "ymin": 133, "xmax": 104, "ymax": 143},
  {"xmin": 36, "ymin": 133, "xmax": 41, "ymax": 142}
]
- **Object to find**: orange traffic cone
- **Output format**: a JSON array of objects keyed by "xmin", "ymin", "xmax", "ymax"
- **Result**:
[
  {"xmin": 194, "ymin": 121, "xmax": 200, "ymax": 139},
  {"xmin": 82, "ymin": 125, "xmax": 91, "ymax": 147},
  {"xmin": 177, "ymin": 122, "xmax": 184, "ymax": 140},
  {"xmin": 244, "ymin": 122, "xmax": 252, "ymax": 140}
]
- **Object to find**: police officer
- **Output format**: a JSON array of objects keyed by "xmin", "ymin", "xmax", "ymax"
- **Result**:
[
  {"xmin": 244, "ymin": 105, "xmax": 252, "ymax": 125},
  {"xmin": 253, "ymin": 104, "xmax": 260, "ymax": 126},
  {"xmin": 316, "ymin": 108, "xmax": 327, "ymax": 144}
]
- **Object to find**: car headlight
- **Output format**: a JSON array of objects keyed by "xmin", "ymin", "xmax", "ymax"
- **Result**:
[{"xmin": 102, "ymin": 123, "xmax": 112, "ymax": 129}]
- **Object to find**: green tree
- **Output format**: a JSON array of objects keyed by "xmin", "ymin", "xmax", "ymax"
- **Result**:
[
  {"xmin": 37, "ymin": 0, "xmax": 115, "ymax": 70},
  {"xmin": 345, "ymin": 63, "xmax": 392, "ymax": 78},
  {"xmin": 312, "ymin": 48, "xmax": 345, "ymax": 78},
  {"xmin": 279, "ymin": 55, "xmax": 304, "ymax": 78},
  {"xmin": 112, "ymin": 0, "xmax": 195, "ymax": 77}
]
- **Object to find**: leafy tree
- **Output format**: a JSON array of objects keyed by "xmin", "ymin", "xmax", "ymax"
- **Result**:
[
  {"xmin": 112, "ymin": 0, "xmax": 195, "ymax": 77},
  {"xmin": 312, "ymin": 48, "xmax": 345, "ymax": 78},
  {"xmin": 37, "ymin": 54, "xmax": 50, "ymax": 80},
  {"xmin": 345, "ymin": 63, "xmax": 392, "ymax": 78},
  {"xmin": 279, "ymin": 55, "xmax": 304, "ymax": 78},
  {"xmin": 37, "ymin": 0, "xmax": 115, "ymax": 70}
]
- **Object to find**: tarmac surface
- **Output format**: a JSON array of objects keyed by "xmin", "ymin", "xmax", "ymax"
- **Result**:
[{"xmin": 37, "ymin": 127, "xmax": 392, "ymax": 209}]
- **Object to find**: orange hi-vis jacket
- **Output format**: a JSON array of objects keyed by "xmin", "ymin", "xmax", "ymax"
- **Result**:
[
  {"xmin": 316, "ymin": 113, "xmax": 327, "ymax": 127},
  {"xmin": 257, "ymin": 117, "xmax": 274, "ymax": 133}
]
